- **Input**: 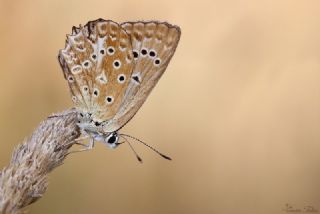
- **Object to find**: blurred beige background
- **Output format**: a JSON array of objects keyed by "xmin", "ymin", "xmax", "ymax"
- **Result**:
[{"xmin": 1, "ymin": 0, "xmax": 320, "ymax": 213}]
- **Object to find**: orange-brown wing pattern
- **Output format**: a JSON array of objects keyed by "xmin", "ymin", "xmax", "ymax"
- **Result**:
[
  {"xmin": 103, "ymin": 21, "xmax": 181, "ymax": 132},
  {"xmin": 58, "ymin": 19, "xmax": 134, "ymax": 123}
]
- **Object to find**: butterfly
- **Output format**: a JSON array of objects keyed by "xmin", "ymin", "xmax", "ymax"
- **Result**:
[{"xmin": 58, "ymin": 19, "xmax": 180, "ymax": 160}]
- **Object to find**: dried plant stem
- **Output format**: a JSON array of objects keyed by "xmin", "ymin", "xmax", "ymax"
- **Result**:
[{"xmin": 0, "ymin": 108, "xmax": 81, "ymax": 214}]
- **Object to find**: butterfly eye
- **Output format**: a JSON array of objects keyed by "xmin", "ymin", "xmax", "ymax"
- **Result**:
[
  {"xmin": 93, "ymin": 89, "xmax": 99, "ymax": 97},
  {"xmin": 149, "ymin": 50, "xmax": 157, "ymax": 58},
  {"xmin": 141, "ymin": 48, "xmax": 148, "ymax": 56},
  {"xmin": 113, "ymin": 60, "xmax": 121, "ymax": 69},
  {"xmin": 133, "ymin": 50, "xmax": 139, "ymax": 59},
  {"xmin": 107, "ymin": 47, "xmax": 115, "ymax": 55},
  {"xmin": 99, "ymin": 48, "xmax": 106, "ymax": 55},
  {"xmin": 154, "ymin": 58, "xmax": 161, "ymax": 66},
  {"xmin": 117, "ymin": 74, "xmax": 126, "ymax": 84},
  {"xmin": 106, "ymin": 133, "xmax": 118, "ymax": 145},
  {"xmin": 105, "ymin": 96, "xmax": 114, "ymax": 105}
]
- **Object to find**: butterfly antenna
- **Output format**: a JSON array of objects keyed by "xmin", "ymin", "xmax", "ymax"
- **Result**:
[
  {"xmin": 119, "ymin": 135, "xmax": 143, "ymax": 163},
  {"xmin": 120, "ymin": 134, "xmax": 172, "ymax": 161}
]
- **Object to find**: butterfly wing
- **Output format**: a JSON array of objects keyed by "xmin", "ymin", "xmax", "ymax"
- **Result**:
[
  {"xmin": 58, "ymin": 19, "xmax": 134, "ymax": 123},
  {"xmin": 103, "ymin": 21, "xmax": 181, "ymax": 132}
]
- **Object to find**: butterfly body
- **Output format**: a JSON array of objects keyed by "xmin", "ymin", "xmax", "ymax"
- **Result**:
[
  {"xmin": 76, "ymin": 112, "xmax": 119, "ymax": 149},
  {"xmin": 58, "ymin": 19, "xmax": 180, "ymax": 149}
]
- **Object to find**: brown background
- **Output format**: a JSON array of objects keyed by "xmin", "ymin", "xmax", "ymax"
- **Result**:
[{"xmin": 0, "ymin": 0, "xmax": 320, "ymax": 213}]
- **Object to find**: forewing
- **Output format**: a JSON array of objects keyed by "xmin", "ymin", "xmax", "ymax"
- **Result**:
[
  {"xmin": 103, "ymin": 21, "xmax": 181, "ymax": 132},
  {"xmin": 58, "ymin": 19, "xmax": 134, "ymax": 123}
]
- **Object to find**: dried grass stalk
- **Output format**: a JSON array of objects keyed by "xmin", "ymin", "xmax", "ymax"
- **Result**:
[{"xmin": 0, "ymin": 108, "xmax": 81, "ymax": 214}]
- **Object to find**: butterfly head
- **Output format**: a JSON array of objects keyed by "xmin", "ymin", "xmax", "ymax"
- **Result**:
[
  {"xmin": 76, "ymin": 111, "xmax": 120, "ymax": 149},
  {"xmin": 104, "ymin": 132, "xmax": 120, "ymax": 149}
]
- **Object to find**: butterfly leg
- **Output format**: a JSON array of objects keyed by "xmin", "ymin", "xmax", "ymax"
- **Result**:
[
  {"xmin": 74, "ymin": 135, "xmax": 91, "ymax": 147},
  {"xmin": 63, "ymin": 135, "xmax": 89, "ymax": 148},
  {"xmin": 67, "ymin": 138, "xmax": 95, "ymax": 155},
  {"xmin": 78, "ymin": 137, "xmax": 95, "ymax": 151}
]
